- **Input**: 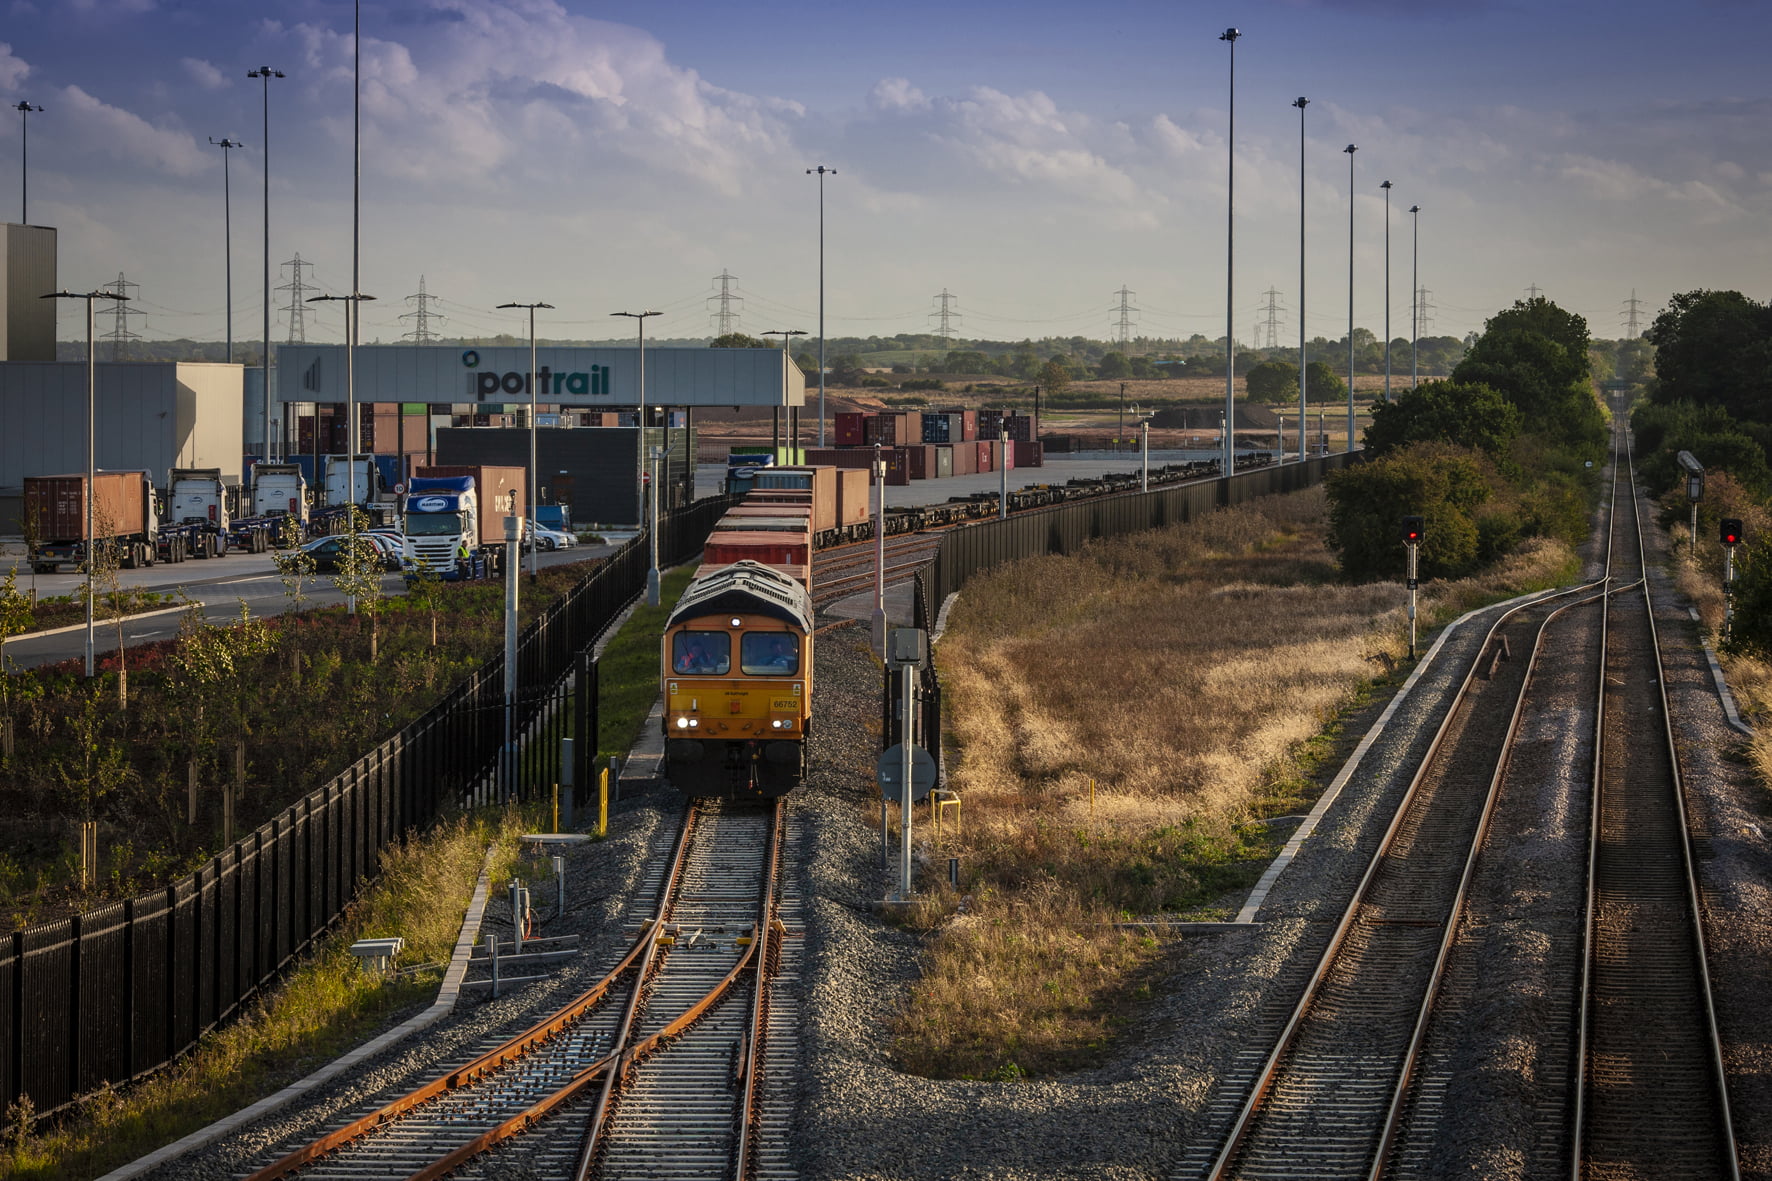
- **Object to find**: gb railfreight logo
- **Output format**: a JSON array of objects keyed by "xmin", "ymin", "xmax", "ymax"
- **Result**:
[{"xmin": 461, "ymin": 350, "xmax": 609, "ymax": 397}]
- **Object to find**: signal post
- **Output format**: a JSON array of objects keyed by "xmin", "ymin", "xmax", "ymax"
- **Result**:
[{"xmin": 1402, "ymin": 515, "xmax": 1424, "ymax": 660}]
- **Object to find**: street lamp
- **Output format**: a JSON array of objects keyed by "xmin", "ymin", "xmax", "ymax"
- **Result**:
[
  {"xmin": 498, "ymin": 300, "xmax": 555, "ymax": 581},
  {"xmin": 308, "ymin": 292, "xmax": 376, "ymax": 613},
  {"xmin": 14, "ymin": 102, "xmax": 42, "ymax": 224},
  {"xmin": 249, "ymin": 67, "xmax": 285, "ymax": 459},
  {"xmin": 806, "ymin": 164, "xmax": 836, "ymax": 446},
  {"xmin": 1220, "ymin": 27, "xmax": 1240, "ymax": 478},
  {"xmin": 209, "ymin": 137, "xmax": 242, "ymax": 364},
  {"xmin": 42, "ymin": 289, "xmax": 126, "ymax": 679},
  {"xmin": 763, "ymin": 329, "xmax": 807, "ymax": 456},
  {"xmin": 1381, "ymin": 179, "xmax": 1392, "ymax": 405},
  {"xmin": 1293, "ymin": 96, "xmax": 1308, "ymax": 463},
  {"xmin": 1343, "ymin": 143, "xmax": 1357, "ymax": 452},
  {"xmin": 1410, "ymin": 204, "xmax": 1421, "ymax": 388},
  {"xmin": 613, "ymin": 309, "xmax": 662, "ymax": 604}
]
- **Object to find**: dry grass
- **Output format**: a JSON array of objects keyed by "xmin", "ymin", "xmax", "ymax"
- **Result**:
[
  {"xmin": 894, "ymin": 487, "xmax": 1578, "ymax": 1080},
  {"xmin": 1, "ymin": 805, "xmax": 538, "ymax": 1181}
]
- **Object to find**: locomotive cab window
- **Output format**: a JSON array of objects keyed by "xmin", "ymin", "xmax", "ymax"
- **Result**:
[
  {"xmin": 741, "ymin": 633, "xmax": 799, "ymax": 676},
  {"xmin": 672, "ymin": 631, "xmax": 731, "ymax": 675}
]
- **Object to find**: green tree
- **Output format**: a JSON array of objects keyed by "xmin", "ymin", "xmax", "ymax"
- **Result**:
[
  {"xmin": 0, "ymin": 565, "xmax": 31, "ymax": 752},
  {"xmin": 1306, "ymin": 360, "xmax": 1346, "ymax": 401},
  {"xmin": 330, "ymin": 508, "xmax": 387, "ymax": 661},
  {"xmin": 709, "ymin": 332, "xmax": 769, "ymax": 349},
  {"xmin": 1245, "ymin": 360, "xmax": 1298, "ymax": 401},
  {"xmin": 1452, "ymin": 296, "xmax": 1604, "ymax": 455},
  {"xmin": 944, "ymin": 349, "xmax": 991, "ymax": 373},
  {"xmin": 1631, "ymin": 400, "xmax": 1772, "ymax": 499},
  {"xmin": 1037, "ymin": 358, "xmax": 1071, "ymax": 394},
  {"xmin": 1362, "ymin": 380, "xmax": 1522, "ymax": 461},
  {"xmin": 1096, "ymin": 351, "xmax": 1134, "ymax": 380},
  {"xmin": 1326, "ymin": 442, "xmax": 1498, "ymax": 581},
  {"xmin": 1644, "ymin": 290, "xmax": 1772, "ymax": 425}
]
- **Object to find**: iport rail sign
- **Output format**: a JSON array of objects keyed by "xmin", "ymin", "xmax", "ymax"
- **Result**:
[{"xmin": 276, "ymin": 343, "xmax": 805, "ymax": 408}]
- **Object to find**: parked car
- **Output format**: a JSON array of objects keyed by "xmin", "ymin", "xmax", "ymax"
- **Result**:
[
  {"xmin": 300, "ymin": 532, "xmax": 403, "ymax": 573},
  {"xmin": 524, "ymin": 520, "xmax": 576, "ymax": 551}
]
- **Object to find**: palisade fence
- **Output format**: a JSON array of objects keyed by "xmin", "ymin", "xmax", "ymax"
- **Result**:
[
  {"xmin": 905, "ymin": 454, "xmax": 1359, "ymax": 777},
  {"xmin": 1, "ymin": 494, "xmax": 737, "ymax": 1121}
]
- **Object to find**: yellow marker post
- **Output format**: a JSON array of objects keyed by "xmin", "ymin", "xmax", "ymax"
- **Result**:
[
  {"xmin": 598, "ymin": 766, "xmax": 609, "ymax": 838},
  {"xmin": 552, "ymin": 783, "xmax": 560, "ymax": 833}
]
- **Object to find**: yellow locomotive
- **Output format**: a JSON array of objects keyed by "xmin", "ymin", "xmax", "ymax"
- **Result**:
[{"xmin": 661, "ymin": 559, "xmax": 813, "ymax": 798}]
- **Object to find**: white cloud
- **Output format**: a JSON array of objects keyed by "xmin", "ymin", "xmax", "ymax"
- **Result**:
[
  {"xmin": 57, "ymin": 83, "xmax": 209, "ymax": 177},
  {"xmin": 180, "ymin": 57, "xmax": 228, "ymax": 90},
  {"xmin": 869, "ymin": 77, "xmax": 928, "ymax": 113},
  {"xmin": 0, "ymin": 41, "xmax": 29, "ymax": 91}
]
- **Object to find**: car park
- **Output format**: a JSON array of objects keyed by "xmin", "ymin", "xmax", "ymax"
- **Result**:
[
  {"xmin": 524, "ymin": 520, "xmax": 576, "ymax": 551},
  {"xmin": 299, "ymin": 532, "xmax": 403, "ymax": 573}
]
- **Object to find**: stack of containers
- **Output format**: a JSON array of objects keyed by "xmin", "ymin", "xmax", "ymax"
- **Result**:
[
  {"xmin": 833, "ymin": 468, "xmax": 870, "ymax": 533},
  {"xmin": 756, "ymin": 467, "xmax": 837, "ymax": 541}
]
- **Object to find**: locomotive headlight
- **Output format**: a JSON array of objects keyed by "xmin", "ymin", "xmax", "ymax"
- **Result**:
[
  {"xmin": 689, "ymin": 718, "xmax": 699, "ymax": 728},
  {"xmin": 676, "ymin": 717, "xmax": 690, "ymax": 729}
]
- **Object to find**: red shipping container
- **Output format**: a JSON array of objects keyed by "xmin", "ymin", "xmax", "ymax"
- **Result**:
[
  {"xmin": 1013, "ymin": 440, "xmax": 1044, "ymax": 468},
  {"xmin": 960, "ymin": 410, "xmax": 978, "ymax": 441},
  {"xmin": 835, "ymin": 412, "xmax": 867, "ymax": 446},
  {"xmin": 976, "ymin": 440, "xmax": 993, "ymax": 473},
  {"xmin": 1002, "ymin": 440, "xmax": 1015, "ymax": 470},
  {"xmin": 703, "ymin": 530, "xmax": 811, "ymax": 567}
]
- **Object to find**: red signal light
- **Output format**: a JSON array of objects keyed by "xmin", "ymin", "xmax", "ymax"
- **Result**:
[
  {"xmin": 1721, "ymin": 518, "xmax": 1743, "ymax": 547},
  {"xmin": 1401, "ymin": 515, "xmax": 1425, "ymax": 546}
]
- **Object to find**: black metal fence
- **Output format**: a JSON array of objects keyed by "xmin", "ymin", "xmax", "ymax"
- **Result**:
[
  {"xmin": 905, "ymin": 455, "xmax": 1358, "ymax": 777},
  {"xmin": 1, "ymin": 496, "xmax": 736, "ymax": 1120}
]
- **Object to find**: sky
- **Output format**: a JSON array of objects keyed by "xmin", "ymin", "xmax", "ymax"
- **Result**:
[{"xmin": 4, "ymin": 0, "xmax": 1769, "ymax": 352}]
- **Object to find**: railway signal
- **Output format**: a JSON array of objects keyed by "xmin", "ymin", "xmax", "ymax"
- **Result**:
[
  {"xmin": 1402, "ymin": 515, "xmax": 1424, "ymax": 659},
  {"xmin": 1679, "ymin": 451, "xmax": 1705, "ymax": 555},
  {"xmin": 1721, "ymin": 517, "xmax": 1743, "ymax": 642}
]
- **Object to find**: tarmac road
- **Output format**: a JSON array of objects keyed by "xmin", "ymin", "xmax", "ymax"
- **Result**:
[{"xmin": 0, "ymin": 539, "xmax": 614, "ymax": 671}]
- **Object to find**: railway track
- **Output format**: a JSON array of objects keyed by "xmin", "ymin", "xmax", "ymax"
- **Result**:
[
  {"xmin": 1573, "ymin": 441, "xmax": 1737, "ymax": 1177},
  {"xmin": 809, "ymin": 533, "xmax": 943, "ymax": 608},
  {"xmin": 243, "ymin": 799, "xmax": 791, "ymax": 1181},
  {"xmin": 1191, "ymin": 427, "xmax": 1738, "ymax": 1179}
]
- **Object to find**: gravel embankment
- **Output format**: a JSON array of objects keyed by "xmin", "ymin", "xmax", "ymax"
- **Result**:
[{"xmin": 132, "ymin": 471, "xmax": 1772, "ymax": 1180}]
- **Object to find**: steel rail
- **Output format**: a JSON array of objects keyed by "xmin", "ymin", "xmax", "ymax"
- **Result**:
[
  {"xmin": 1205, "ymin": 574, "xmax": 1606, "ymax": 1180},
  {"xmin": 574, "ymin": 799, "xmax": 783, "ymax": 1180},
  {"xmin": 729, "ymin": 799, "xmax": 786, "ymax": 1180},
  {"xmin": 1569, "ymin": 432, "xmax": 1739, "ymax": 1178},
  {"xmin": 245, "ymin": 803, "xmax": 701, "ymax": 1181},
  {"xmin": 1365, "ymin": 444, "xmax": 1632, "ymax": 1178}
]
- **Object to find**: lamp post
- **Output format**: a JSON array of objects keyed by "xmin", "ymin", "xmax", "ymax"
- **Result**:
[
  {"xmin": 249, "ymin": 67, "xmax": 284, "ymax": 460},
  {"xmin": 1220, "ymin": 27, "xmax": 1240, "ymax": 478},
  {"xmin": 763, "ymin": 329, "xmax": 807, "ymax": 457},
  {"xmin": 1343, "ymin": 143, "xmax": 1357, "ymax": 451},
  {"xmin": 498, "ymin": 300, "xmax": 554, "ymax": 581},
  {"xmin": 1293, "ymin": 96, "xmax": 1308, "ymax": 463},
  {"xmin": 1410, "ymin": 204, "xmax": 1421, "ymax": 388},
  {"xmin": 1381, "ymin": 179, "xmax": 1392, "ymax": 405},
  {"xmin": 612, "ymin": 310, "xmax": 662, "ymax": 602},
  {"xmin": 42, "ymin": 289, "xmax": 126, "ymax": 679},
  {"xmin": 14, "ymin": 102, "xmax": 42, "ymax": 224},
  {"xmin": 209, "ymin": 137, "xmax": 242, "ymax": 364},
  {"xmin": 308, "ymin": 293, "xmax": 375, "ymax": 611},
  {"xmin": 805, "ymin": 164, "xmax": 836, "ymax": 446}
]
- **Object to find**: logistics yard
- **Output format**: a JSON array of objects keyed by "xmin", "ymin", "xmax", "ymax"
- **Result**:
[{"xmin": 4, "ymin": 2, "xmax": 1771, "ymax": 1179}]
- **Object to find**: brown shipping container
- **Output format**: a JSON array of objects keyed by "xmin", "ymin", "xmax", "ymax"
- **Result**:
[
  {"xmin": 764, "ymin": 466, "xmax": 838, "ymax": 536},
  {"xmin": 413, "ymin": 464, "xmax": 527, "ymax": 545},
  {"xmin": 835, "ymin": 413, "xmax": 867, "ymax": 446},
  {"xmin": 703, "ymin": 530, "xmax": 812, "ymax": 567},
  {"xmin": 1014, "ymin": 440, "xmax": 1044, "ymax": 468},
  {"xmin": 833, "ymin": 467, "xmax": 870, "ymax": 526},
  {"xmin": 951, "ymin": 440, "xmax": 975, "ymax": 476},
  {"xmin": 804, "ymin": 448, "xmax": 876, "ymax": 471},
  {"xmin": 24, "ymin": 472, "xmax": 147, "ymax": 541},
  {"xmin": 905, "ymin": 444, "xmax": 935, "ymax": 481},
  {"xmin": 884, "ymin": 448, "xmax": 910, "ymax": 485}
]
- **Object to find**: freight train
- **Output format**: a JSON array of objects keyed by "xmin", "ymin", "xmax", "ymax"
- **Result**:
[
  {"xmin": 661, "ymin": 480, "xmax": 817, "ymax": 799},
  {"xmin": 659, "ymin": 454, "xmax": 1270, "ymax": 797}
]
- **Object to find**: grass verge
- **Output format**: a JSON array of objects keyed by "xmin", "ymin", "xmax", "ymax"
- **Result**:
[
  {"xmin": 893, "ymin": 485, "xmax": 1577, "ymax": 1080},
  {"xmin": 593, "ymin": 566, "xmax": 695, "ymax": 763},
  {"xmin": 0, "ymin": 805, "xmax": 539, "ymax": 1181}
]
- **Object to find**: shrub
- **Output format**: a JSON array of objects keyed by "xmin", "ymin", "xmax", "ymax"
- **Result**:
[{"xmin": 1326, "ymin": 442, "xmax": 1500, "ymax": 580}]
